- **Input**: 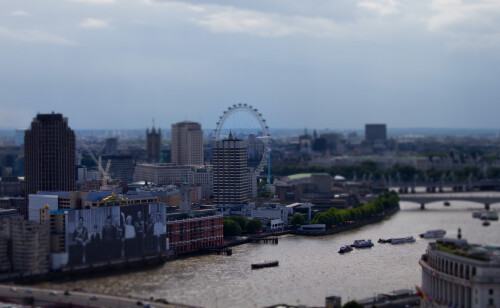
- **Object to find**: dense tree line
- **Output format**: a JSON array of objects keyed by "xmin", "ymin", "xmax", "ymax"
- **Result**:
[
  {"xmin": 272, "ymin": 162, "xmax": 500, "ymax": 182},
  {"xmin": 223, "ymin": 216, "xmax": 263, "ymax": 237},
  {"xmin": 310, "ymin": 190, "xmax": 399, "ymax": 228}
]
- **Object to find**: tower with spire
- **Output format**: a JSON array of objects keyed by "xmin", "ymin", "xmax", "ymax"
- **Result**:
[{"xmin": 146, "ymin": 120, "xmax": 161, "ymax": 163}]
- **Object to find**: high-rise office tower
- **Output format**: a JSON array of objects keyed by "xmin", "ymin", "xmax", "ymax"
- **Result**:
[
  {"xmin": 25, "ymin": 113, "xmax": 76, "ymax": 199},
  {"xmin": 171, "ymin": 121, "xmax": 203, "ymax": 166},
  {"xmin": 213, "ymin": 133, "xmax": 248, "ymax": 205},
  {"xmin": 105, "ymin": 137, "xmax": 118, "ymax": 154},
  {"xmin": 365, "ymin": 124, "xmax": 387, "ymax": 142},
  {"xmin": 146, "ymin": 126, "xmax": 161, "ymax": 163}
]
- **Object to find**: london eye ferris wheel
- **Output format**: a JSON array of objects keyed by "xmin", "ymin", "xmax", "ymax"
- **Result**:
[{"xmin": 213, "ymin": 103, "xmax": 271, "ymax": 183}]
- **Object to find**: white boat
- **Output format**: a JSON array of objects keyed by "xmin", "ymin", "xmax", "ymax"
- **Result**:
[
  {"xmin": 487, "ymin": 211, "xmax": 498, "ymax": 221},
  {"xmin": 352, "ymin": 239, "xmax": 374, "ymax": 248},
  {"xmin": 391, "ymin": 236, "xmax": 415, "ymax": 244},
  {"xmin": 475, "ymin": 211, "xmax": 499, "ymax": 221},
  {"xmin": 419, "ymin": 229, "xmax": 446, "ymax": 239}
]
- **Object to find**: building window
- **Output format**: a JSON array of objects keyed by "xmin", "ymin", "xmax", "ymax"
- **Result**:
[
  {"xmin": 489, "ymin": 289, "xmax": 493, "ymax": 295},
  {"xmin": 489, "ymin": 299, "xmax": 494, "ymax": 306}
]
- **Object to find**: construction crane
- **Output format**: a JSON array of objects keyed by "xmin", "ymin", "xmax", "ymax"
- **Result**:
[{"xmin": 77, "ymin": 133, "xmax": 112, "ymax": 190}]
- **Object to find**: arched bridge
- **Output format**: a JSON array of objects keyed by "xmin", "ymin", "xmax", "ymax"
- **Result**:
[{"xmin": 399, "ymin": 193, "xmax": 500, "ymax": 210}]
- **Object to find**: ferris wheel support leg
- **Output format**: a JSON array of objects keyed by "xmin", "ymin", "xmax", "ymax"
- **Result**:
[{"xmin": 267, "ymin": 149, "xmax": 271, "ymax": 185}]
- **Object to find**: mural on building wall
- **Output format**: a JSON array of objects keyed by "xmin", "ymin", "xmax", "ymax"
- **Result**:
[{"xmin": 66, "ymin": 204, "xmax": 167, "ymax": 265}]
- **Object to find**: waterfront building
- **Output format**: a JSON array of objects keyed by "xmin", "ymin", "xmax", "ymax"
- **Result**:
[
  {"xmin": 213, "ymin": 134, "xmax": 248, "ymax": 205},
  {"xmin": 166, "ymin": 210, "xmax": 223, "ymax": 254},
  {"xmin": 25, "ymin": 113, "xmax": 76, "ymax": 214},
  {"xmin": 134, "ymin": 163, "xmax": 212, "ymax": 198},
  {"xmin": 244, "ymin": 203, "xmax": 290, "ymax": 226},
  {"xmin": 298, "ymin": 224, "xmax": 326, "ymax": 233},
  {"xmin": 171, "ymin": 121, "xmax": 203, "ymax": 166},
  {"xmin": 420, "ymin": 238, "xmax": 500, "ymax": 308},
  {"xmin": 146, "ymin": 126, "xmax": 161, "ymax": 163},
  {"xmin": 365, "ymin": 124, "xmax": 387, "ymax": 142},
  {"xmin": 263, "ymin": 218, "xmax": 284, "ymax": 232}
]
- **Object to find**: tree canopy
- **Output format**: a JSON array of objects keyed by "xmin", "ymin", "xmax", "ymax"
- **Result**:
[
  {"xmin": 223, "ymin": 219, "xmax": 242, "ymax": 237},
  {"xmin": 311, "ymin": 190, "xmax": 399, "ymax": 228},
  {"xmin": 290, "ymin": 214, "xmax": 306, "ymax": 226},
  {"xmin": 245, "ymin": 219, "xmax": 263, "ymax": 234}
]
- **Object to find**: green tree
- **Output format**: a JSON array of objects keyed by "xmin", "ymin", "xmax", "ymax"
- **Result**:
[
  {"xmin": 290, "ymin": 214, "xmax": 306, "ymax": 226},
  {"xmin": 342, "ymin": 301, "xmax": 363, "ymax": 308},
  {"xmin": 245, "ymin": 219, "xmax": 263, "ymax": 234},
  {"xmin": 229, "ymin": 216, "xmax": 247, "ymax": 230},
  {"xmin": 223, "ymin": 220, "xmax": 242, "ymax": 237}
]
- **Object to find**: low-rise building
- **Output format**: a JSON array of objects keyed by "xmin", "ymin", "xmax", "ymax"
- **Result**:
[
  {"xmin": 134, "ymin": 163, "xmax": 213, "ymax": 198},
  {"xmin": 244, "ymin": 203, "xmax": 290, "ymax": 226},
  {"xmin": 263, "ymin": 218, "xmax": 284, "ymax": 232}
]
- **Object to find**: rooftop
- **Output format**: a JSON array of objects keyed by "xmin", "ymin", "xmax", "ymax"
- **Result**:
[
  {"xmin": 434, "ymin": 238, "xmax": 500, "ymax": 262},
  {"xmin": 286, "ymin": 173, "xmax": 329, "ymax": 181}
]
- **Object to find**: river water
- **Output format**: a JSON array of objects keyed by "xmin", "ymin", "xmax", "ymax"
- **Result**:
[{"xmin": 38, "ymin": 201, "xmax": 500, "ymax": 308}]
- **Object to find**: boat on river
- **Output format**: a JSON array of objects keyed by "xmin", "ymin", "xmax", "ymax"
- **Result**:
[
  {"xmin": 251, "ymin": 260, "xmax": 279, "ymax": 269},
  {"xmin": 378, "ymin": 238, "xmax": 392, "ymax": 243},
  {"xmin": 390, "ymin": 236, "xmax": 416, "ymax": 244},
  {"xmin": 338, "ymin": 245, "xmax": 353, "ymax": 254},
  {"xmin": 419, "ymin": 229, "xmax": 446, "ymax": 239},
  {"xmin": 473, "ymin": 211, "xmax": 498, "ymax": 221},
  {"xmin": 472, "ymin": 211, "xmax": 482, "ymax": 218},
  {"xmin": 353, "ymin": 239, "xmax": 374, "ymax": 248}
]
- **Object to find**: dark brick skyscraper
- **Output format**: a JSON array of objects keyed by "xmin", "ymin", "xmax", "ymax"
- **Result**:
[{"xmin": 25, "ymin": 113, "xmax": 75, "ymax": 199}]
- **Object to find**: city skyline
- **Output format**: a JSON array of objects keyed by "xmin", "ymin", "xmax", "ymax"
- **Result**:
[{"xmin": 1, "ymin": 0, "xmax": 499, "ymax": 130}]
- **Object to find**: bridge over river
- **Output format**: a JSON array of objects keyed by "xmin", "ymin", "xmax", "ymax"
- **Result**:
[{"xmin": 398, "ymin": 192, "xmax": 500, "ymax": 210}]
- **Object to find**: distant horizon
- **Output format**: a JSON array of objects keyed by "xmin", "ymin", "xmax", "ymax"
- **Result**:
[
  {"xmin": 2, "ymin": 126, "xmax": 500, "ymax": 140},
  {"xmin": 2, "ymin": 126, "xmax": 500, "ymax": 131}
]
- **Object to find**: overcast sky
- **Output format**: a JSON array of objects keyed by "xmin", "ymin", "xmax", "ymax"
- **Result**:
[{"xmin": 0, "ymin": 0, "xmax": 499, "ymax": 130}]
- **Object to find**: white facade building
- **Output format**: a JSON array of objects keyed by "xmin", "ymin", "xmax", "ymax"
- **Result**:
[
  {"xmin": 420, "ymin": 238, "xmax": 500, "ymax": 308},
  {"xmin": 213, "ymin": 135, "xmax": 248, "ymax": 205},
  {"xmin": 245, "ymin": 204, "xmax": 289, "ymax": 226}
]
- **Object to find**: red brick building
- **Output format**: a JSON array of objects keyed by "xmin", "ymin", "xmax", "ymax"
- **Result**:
[{"xmin": 167, "ymin": 211, "xmax": 223, "ymax": 254}]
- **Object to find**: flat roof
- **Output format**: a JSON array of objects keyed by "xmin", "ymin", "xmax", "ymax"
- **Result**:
[{"xmin": 286, "ymin": 173, "xmax": 330, "ymax": 181}]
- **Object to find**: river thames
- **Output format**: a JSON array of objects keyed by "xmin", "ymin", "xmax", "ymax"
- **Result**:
[{"xmin": 38, "ymin": 201, "xmax": 500, "ymax": 308}]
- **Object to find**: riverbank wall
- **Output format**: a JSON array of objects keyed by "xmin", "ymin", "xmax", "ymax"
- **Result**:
[
  {"xmin": 0, "ymin": 251, "xmax": 176, "ymax": 284},
  {"xmin": 293, "ymin": 204, "xmax": 400, "ymax": 236}
]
